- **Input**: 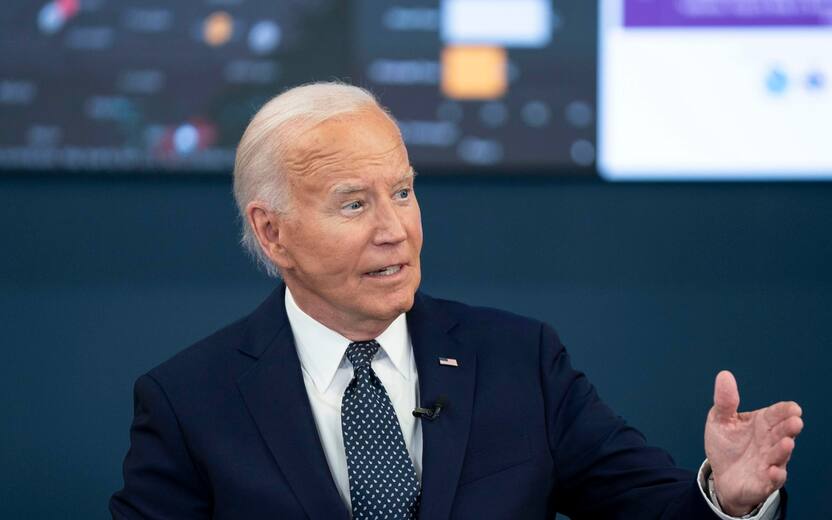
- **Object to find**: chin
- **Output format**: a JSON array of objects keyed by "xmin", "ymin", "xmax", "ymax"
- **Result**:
[
  {"xmin": 372, "ymin": 289, "xmax": 416, "ymax": 321},
  {"xmin": 395, "ymin": 291, "xmax": 417, "ymax": 314}
]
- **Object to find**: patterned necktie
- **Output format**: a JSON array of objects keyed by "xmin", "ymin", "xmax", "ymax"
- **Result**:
[{"xmin": 341, "ymin": 340, "xmax": 421, "ymax": 519}]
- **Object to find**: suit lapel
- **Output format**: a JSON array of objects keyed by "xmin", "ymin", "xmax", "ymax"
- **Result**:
[
  {"xmin": 236, "ymin": 286, "xmax": 349, "ymax": 520},
  {"xmin": 408, "ymin": 293, "xmax": 477, "ymax": 520}
]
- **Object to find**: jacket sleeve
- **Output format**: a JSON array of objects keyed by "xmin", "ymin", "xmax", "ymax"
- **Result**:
[
  {"xmin": 539, "ymin": 323, "xmax": 728, "ymax": 519},
  {"xmin": 110, "ymin": 374, "xmax": 212, "ymax": 519}
]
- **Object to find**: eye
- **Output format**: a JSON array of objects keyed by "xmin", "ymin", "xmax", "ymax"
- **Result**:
[
  {"xmin": 395, "ymin": 188, "xmax": 411, "ymax": 200},
  {"xmin": 343, "ymin": 200, "xmax": 363, "ymax": 212}
]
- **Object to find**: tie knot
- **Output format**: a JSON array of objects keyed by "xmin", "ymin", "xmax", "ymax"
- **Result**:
[{"xmin": 345, "ymin": 340, "xmax": 380, "ymax": 371}]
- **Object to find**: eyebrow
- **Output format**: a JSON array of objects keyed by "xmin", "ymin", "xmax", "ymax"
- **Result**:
[
  {"xmin": 393, "ymin": 167, "xmax": 416, "ymax": 185},
  {"xmin": 332, "ymin": 183, "xmax": 365, "ymax": 195},
  {"xmin": 331, "ymin": 167, "xmax": 416, "ymax": 195}
]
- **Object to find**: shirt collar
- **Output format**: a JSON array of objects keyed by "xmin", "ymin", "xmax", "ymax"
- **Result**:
[{"xmin": 284, "ymin": 287, "xmax": 412, "ymax": 394}]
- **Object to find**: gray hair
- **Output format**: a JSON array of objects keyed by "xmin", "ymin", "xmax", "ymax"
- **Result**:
[{"xmin": 232, "ymin": 81, "xmax": 387, "ymax": 277}]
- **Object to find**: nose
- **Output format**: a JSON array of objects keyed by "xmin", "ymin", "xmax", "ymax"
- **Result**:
[{"xmin": 372, "ymin": 197, "xmax": 407, "ymax": 246}]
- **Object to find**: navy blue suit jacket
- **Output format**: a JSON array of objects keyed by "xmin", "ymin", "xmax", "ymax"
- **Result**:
[{"xmin": 111, "ymin": 286, "xmax": 782, "ymax": 519}]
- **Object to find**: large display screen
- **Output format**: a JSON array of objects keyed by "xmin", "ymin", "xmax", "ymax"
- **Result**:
[
  {"xmin": 3, "ymin": 1, "xmax": 828, "ymax": 178},
  {"xmin": 598, "ymin": 0, "xmax": 832, "ymax": 180},
  {"xmin": 0, "ymin": 0, "xmax": 596, "ymax": 174}
]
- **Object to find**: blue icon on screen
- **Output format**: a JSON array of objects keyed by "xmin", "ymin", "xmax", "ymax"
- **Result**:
[
  {"xmin": 765, "ymin": 68, "xmax": 788, "ymax": 94},
  {"xmin": 806, "ymin": 70, "xmax": 825, "ymax": 91}
]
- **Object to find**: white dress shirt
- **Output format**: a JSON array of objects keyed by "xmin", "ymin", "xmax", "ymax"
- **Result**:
[
  {"xmin": 285, "ymin": 288, "xmax": 778, "ymax": 519},
  {"xmin": 285, "ymin": 288, "xmax": 422, "ymax": 510}
]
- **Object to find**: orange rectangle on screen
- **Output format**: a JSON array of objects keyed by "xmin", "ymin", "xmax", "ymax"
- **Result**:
[{"xmin": 441, "ymin": 45, "xmax": 507, "ymax": 100}]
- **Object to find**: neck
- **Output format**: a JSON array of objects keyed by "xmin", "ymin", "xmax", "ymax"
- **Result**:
[{"xmin": 285, "ymin": 285, "xmax": 396, "ymax": 341}]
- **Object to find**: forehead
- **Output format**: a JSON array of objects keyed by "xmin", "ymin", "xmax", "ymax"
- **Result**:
[{"xmin": 282, "ymin": 107, "xmax": 408, "ymax": 183}]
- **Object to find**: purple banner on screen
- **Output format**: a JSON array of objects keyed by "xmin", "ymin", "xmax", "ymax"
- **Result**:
[{"xmin": 625, "ymin": 0, "xmax": 832, "ymax": 27}]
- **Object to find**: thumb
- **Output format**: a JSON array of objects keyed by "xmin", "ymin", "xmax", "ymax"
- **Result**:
[{"xmin": 713, "ymin": 370, "xmax": 740, "ymax": 419}]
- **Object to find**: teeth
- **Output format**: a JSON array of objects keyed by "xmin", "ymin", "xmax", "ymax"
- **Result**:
[{"xmin": 368, "ymin": 265, "xmax": 401, "ymax": 277}]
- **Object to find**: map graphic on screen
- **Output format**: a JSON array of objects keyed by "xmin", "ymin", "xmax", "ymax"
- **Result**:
[{"xmin": 0, "ymin": 0, "xmax": 348, "ymax": 172}]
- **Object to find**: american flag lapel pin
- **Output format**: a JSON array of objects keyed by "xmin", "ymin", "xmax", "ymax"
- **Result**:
[{"xmin": 438, "ymin": 357, "xmax": 459, "ymax": 367}]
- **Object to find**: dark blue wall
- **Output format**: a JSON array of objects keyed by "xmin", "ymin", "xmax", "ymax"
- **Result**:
[{"xmin": 1, "ymin": 174, "xmax": 830, "ymax": 518}]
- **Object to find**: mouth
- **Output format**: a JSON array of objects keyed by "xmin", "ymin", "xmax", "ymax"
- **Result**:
[{"xmin": 364, "ymin": 264, "xmax": 405, "ymax": 278}]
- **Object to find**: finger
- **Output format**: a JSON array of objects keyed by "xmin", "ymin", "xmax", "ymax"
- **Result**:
[
  {"xmin": 767, "ymin": 416, "xmax": 804, "ymax": 445},
  {"xmin": 713, "ymin": 370, "xmax": 739, "ymax": 419},
  {"xmin": 766, "ymin": 437, "xmax": 795, "ymax": 467},
  {"xmin": 763, "ymin": 401, "xmax": 802, "ymax": 427},
  {"xmin": 766, "ymin": 465, "xmax": 788, "ymax": 490}
]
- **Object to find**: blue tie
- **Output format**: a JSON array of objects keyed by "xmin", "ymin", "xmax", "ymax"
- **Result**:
[{"xmin": 341, "ymin": 340, "xmax": 421, "ymax": 519}]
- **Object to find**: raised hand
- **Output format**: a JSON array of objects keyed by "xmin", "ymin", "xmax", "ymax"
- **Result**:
[{"xmin": 704, "ymin": 370, "xmax": 803, "ymax": 516}]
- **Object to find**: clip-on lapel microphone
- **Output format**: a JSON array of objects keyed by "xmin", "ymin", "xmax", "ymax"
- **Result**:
[{"xmin": 412, "ymin": 395, "xmax": 447, "ymax": 421}]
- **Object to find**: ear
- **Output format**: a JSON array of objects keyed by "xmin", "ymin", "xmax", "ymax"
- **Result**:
[{"xmin": 246, "ymin": 201, "xmax": 294, "ymax": 271}]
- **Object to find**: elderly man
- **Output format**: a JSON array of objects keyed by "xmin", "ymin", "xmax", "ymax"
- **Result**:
[{"xmin": 111, "ymin": 83, "xmax": 802, "ymax": 519}]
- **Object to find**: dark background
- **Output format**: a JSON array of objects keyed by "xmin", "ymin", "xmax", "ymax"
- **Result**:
[{"xmin": 1, "ymin": 173, "xmax": 830, "ymax": 518}]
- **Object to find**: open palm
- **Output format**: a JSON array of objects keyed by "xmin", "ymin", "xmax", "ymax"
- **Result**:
[{"xmin": 704, "ymin": 371, "xmax": 803, "ymax": 516}]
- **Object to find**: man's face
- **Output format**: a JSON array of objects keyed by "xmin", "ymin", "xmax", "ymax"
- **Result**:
[{"xmin": 275, "ymin": 107, "xmax": 423, "ymax": 334}]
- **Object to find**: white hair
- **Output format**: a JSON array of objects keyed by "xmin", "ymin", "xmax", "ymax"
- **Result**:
[{"xmin": 232, "ymin": 81, "xmax": 389, "ymax": 277}]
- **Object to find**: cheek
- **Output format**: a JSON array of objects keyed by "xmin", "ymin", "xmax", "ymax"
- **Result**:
[
  {"xmin": 408, "ymin": 206, "xmax": 424, "ymax": 252},
  {"xmin": 299, "ymin": 229, "xmax": 367, "ymax": 276},
  {"xmin": 413, "ymin": 224, "xmax": 423, "ymax": 252}
]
